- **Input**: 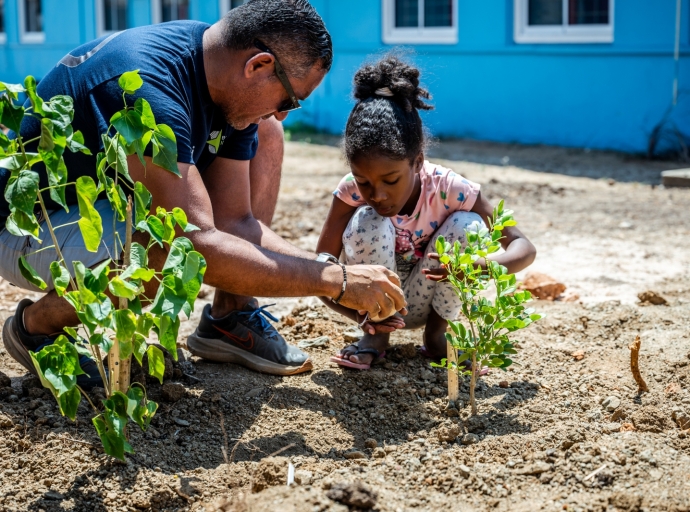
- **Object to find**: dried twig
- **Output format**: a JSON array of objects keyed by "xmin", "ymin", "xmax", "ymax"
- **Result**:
[
  {"xmin": 584, "ymin": 463, "xmax": 607, "ymax": 481},
  {"xmin": 629, "ymin": 335, "xmax": 649, "ymax": 393},
  {"xmin": 267, "ymin": 443, "xmax": 296, "ymax": 458},
  {"xmin": 219, "ymin": 413, "xmax": 229, "ymax": 464}
]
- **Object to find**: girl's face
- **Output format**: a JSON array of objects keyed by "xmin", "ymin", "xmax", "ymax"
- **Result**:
[{"xmin": 350, "ymin": 153, "xmax": 424, "ymax": 217}]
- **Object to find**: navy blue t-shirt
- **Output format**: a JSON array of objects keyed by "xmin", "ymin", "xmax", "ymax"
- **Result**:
[{"xmin": 0, "ymin": 20, "xmax": 258, "ymax": 215}]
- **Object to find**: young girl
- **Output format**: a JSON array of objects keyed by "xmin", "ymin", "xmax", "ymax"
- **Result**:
[{"xmin": 317, "ymin": 56, "xmax": 537, "ymax": 369}]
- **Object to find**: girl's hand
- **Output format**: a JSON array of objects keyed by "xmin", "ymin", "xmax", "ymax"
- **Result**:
[
  {"xmin": 357, "ymin": 312, "xmax": 406, "ymax": 335},
  {"xmin": 422, "ymin": 253, "xmax": 451, "ymax": 282}
]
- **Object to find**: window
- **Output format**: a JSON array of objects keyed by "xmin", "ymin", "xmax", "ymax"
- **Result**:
[
  {"xmin": 383, "ymin": 0, "xmax": 458, "ymax": 44},
  {"xmin": 514, "ymin": 0, "xmax": 613, "ymax": 43},
  {"xmin": 152, "ymin": 0, "xmax": 189, "ymax": 24},
  {"xmin": 19, "ymin": 0, "xmax": 44, "ymax": 43},
  {"xmin": 219, "ymin": 0, "xmax": 248, "ymax": 18},
  {"xmin": 0, "ymin": 0, "xmax": 5, "ymax": 44},
  {"xmin": 97, "ymin": 0, "xmax": 127, "ymax": 36}
]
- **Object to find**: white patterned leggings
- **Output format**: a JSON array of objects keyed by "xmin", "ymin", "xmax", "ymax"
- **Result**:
[{"xmin": 342, "ymin": 206, "xmax": 484, "ymax": 329}]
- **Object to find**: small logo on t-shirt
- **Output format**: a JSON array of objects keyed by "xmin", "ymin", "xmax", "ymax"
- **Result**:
[{"xmin": 206, "ymin": 130, "xmax": 225, "ymax": 154}]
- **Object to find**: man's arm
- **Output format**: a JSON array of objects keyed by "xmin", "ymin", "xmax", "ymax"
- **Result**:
[
  {"xmin": 128, "ymin": 155, "xmax": 406, "ymax": 318},
  {"xmin": 201, "ymin": 156, "xmax": 313, "ymax": 258}
]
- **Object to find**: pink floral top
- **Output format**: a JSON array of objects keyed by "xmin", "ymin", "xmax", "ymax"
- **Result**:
[{"xmin": 334, "ymin": 161, "xmax": 480, "ymax": 262}]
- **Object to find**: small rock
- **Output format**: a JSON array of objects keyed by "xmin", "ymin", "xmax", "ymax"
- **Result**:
[
  {"xmin": 672, "ymin": 409, "xmax": 690, "ymax": 430},
  {"xmin": 420, "ymin": 369, "xmax": 434, "ymax": 381},
  {"xmin": 461, "ymin": 433, "xmax": 479, "ymax": 445},
  {"xmin": 294, "ymin": 469, "xmax": 313, "ymax": 486},
  {"xmin": 638, "ymin": 291, "xmax": 667, "ymax": 305},
  {"xmin": 431, "ymin": 386, "xmax": 443, "ymax": 395},
  {"xmin": 515, "ymin": 462, "xmax": 551, "ymax": 475},
  {"xmin": 630, "ymin": 405, "xmax": 674, "ymax": 433},
  {"xmin": 384, "ymin": 445, "xmax": 396, "ymax": 453},
  {"xmin": 344, "ymin": 450, "xmax": 366, "ymax": 460},
  {"xmin": 0, "ymin": 413, "xmax": 13, "ymax": 428},
  {"xmin": 603, "ymin": 422, "xmax": 622, "ymax": 434},
  {"xmin": 602, "ymin": 396, "xmax": 621, "ymax": 411},
  {"xmin": 620, "ymin": 422, "xmax": 635, "ymax": 432},
  {"xmin": 245, "ymin": 387, "xmax": 264, "ymax": 398},
  {"xmin": 327, "ymin": 481, "xmax": 378, "ymax": 509},
  {"xmin": 572, "ymin": 350, "xmax": 585, "ymax": 361},
  {"xmin": 445, "ymin": 407, "xmax": 459, "ymax": 417},
  {"xmin": 44, "ymin": 491, "xmax": 64, "ymax": 500},
  {"xmin": 436, "ymin": 424, "xmax": 460, "ymax": 443},
  {"xmin": 364, "ymin": 438, "xmax": 377, "ymax": 449},
  {"xmin": 161, "ymin": 383, "xmax": 186, "ymax": 403},
  {"xmin": 133, "ymin": 494, "xmax": 151, "ymax": 509},
  {"xmin": 342, "ymin": 328, "xmax": 364, "ymax": 343},
  {"xmin": 498, "ymin": 380, "xmax": 510, "ymax": 388},
  {"xmin": 372, "ymin": 447, "xmax": 386, "ymax": 458},
  {"xmin": 173, "ymin": 418, "xmax": 190, "ymax": 427},
  {"xmin": 665, "ymin": 382, "xmax": 682, "ymax": 395},
  {"xmin": 21, "ymin": 376, "xmax": 42, "ymax": 397},
  {"xmin": 520, "ymin": 272, "xmax": 566, "ymax": 301},
  {"xmin": 0, "ymin": 371, "xmax": 11, "ymax": 388},
  {"xmin": 252, "ymin": 457, "xmax": 289, "ymax": 492},
  {"xmin": 458, "ymin": 464, "xmax": 471, "ymax": 478}
]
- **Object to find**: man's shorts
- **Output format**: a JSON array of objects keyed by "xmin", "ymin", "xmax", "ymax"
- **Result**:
[{"xmin": 0, "ymin": 199, "xmax": 129, "ymax": 292}]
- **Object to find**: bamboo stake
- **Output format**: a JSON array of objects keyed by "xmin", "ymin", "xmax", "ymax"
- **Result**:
[
  {"xmin": 470, "ymin": 352, "xmax": 478, "ymax": 415},
  {"xmin": 629, "ymin": 335, "xmax": 649, "ymax": 393},
  {"xmin": 119, "ymin": 197, "xmax": 133, "ymax": 392},
  {"xmin": 447, "ymin": 335, "xmax": 459, "ymax": 402}
]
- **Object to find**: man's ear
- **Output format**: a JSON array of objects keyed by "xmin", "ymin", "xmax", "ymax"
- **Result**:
[{"xmin": 244, "ymin": 52, "xmax": 275, "ymax": 80}]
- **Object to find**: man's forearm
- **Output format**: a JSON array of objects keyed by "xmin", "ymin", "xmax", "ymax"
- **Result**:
[
  {"xmin": 191, "ymin": 227, "xmax": 339, "ymax": 298},
  {"xmin": 219, "ymin": 215, "xmax": 316, "ymax": 260}
]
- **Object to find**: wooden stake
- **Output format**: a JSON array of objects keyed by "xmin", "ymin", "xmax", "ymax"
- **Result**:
[
  {"xmin": 119, "ymin": 197, "xmax": 133, "ymax": 392},
  {"xmin": 447, "ymin": 336, "xmax": 459, "ymax": 402},
  {"xmin": 629, "ymin": 335, "xmax": 649, "ymax": 393}
]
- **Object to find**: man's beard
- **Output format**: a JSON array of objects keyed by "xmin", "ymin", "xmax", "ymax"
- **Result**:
[{"xmin": 218, "ymin": 101, "xmax": 249, "ymax": 130}]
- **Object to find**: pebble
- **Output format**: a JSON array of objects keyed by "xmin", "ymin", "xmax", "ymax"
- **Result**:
[
  {"xmin": 344, "ymin": 450, "xmax": 366, "ymax": 460},
  {"xmin": 603, "ymin": 422, "xmax": 622, "ymax": 434},
  {"xmin": 161, "ymin": 383, "xmax": 186, "ymax": 403},
  {"xmin": 372, "ymin": 447, "xmax": 386, "ymax": 458},
  {"xmin": 294, "ymin": 469, "xmax": 313, "ymax": 485},
  {"xmin": 458, "ymin": 464, "xmax": 471, "ymax": 478},
  {"xmin": 245, "ymin": 387, "xmax": 264, "ymax": 398},
  {"xmin": 364, "ymin": 438, "xmax": 378, "ymax": 449},
  {"xmin": 342, "ymin": 328, "xmax": 364, "ymax": 343},
  {"xmin": 515, "ymin": 462, "xmax": 551, "ymax": 475},
  {"xmin": 174, "ymin": 418, "xmax": 190, "ymax": 427},
  {"xmin": 461, "ymin": 433, "xmax": 479, "ymax": 445},
  {"xmin": 602, "ymin": 396, "xmax": 621, "ymax": 411}
]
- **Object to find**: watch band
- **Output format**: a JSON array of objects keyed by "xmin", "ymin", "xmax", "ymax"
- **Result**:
[{"xmin": 316, "ymin": 253, "xmax": 347, "ymax": 304}]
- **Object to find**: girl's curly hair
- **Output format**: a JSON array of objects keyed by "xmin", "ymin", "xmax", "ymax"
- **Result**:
[{"xmin": 344, "ymin": 55, "xmax": 433, "ymax": 163}]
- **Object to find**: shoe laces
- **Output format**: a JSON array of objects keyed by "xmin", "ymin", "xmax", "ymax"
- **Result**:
[{"xmin": 236, "ymin": 304, "xmax": 280, "ymax": 341}]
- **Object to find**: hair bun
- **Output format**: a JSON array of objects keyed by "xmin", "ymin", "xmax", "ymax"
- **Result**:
[{"xmin": 353, "ymin": 55, "xmax": 433, "ymax": 112}]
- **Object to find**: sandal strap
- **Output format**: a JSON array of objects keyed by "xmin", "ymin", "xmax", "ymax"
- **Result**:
[{"xmin": 353, "ymin": 347, "xmax": 381, "ymax": 358}]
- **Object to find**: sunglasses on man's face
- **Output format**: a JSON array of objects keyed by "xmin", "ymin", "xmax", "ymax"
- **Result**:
[{"xmin": 254, "ymin": 40, "xmax": 301, "ymax": 113}]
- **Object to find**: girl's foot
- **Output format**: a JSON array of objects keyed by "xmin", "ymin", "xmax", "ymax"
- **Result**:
[
  {"xmin": 422, "ymin": 308, "xmax": 448, "ymax": 360},
  {"xmin": 337, "ymin": 333, "xmax": 390, "ymax": 366}
]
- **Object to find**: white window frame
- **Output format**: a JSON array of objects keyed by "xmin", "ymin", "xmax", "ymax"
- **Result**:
[
  {"xmin": 96, "ymin": 0, "xmax": 127, "ymax": 37},
  {"xmin": 382, "ymin": 0, "xmax": 458, "ymax": 44},
  {"xmin": 18, "ymin": 0, "xmax": 45, "ymax": 44},
  {"xmin": 514, "ymin": 0, "xmax": 614, "ymax": 44},
  {"xmin": 152, "ymin": 0, "xmax": 189, "ymax": 25}
]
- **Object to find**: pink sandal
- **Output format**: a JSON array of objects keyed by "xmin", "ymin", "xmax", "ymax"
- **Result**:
[{"xmin": 331, "ymin": 343, "xmax": 386, "ymax": 370}]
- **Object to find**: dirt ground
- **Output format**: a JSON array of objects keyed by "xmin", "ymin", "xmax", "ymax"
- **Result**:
[{"xmin": 0, "ymin": 139, "xmax": 689, "ymax": 512}]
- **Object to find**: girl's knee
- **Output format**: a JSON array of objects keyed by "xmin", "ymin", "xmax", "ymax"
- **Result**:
[{"xmin": 434, "ymin": 211, "xmax": 484, "ymax": 244}]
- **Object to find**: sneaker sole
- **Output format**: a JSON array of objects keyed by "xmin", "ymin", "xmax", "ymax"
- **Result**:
[
  {"xmin": 186, "ymin": 332, "xmax": 313, "ymax": 376},
  {"xmin": 2, "ymin": 315, "xmax": 38, "ymax": 376}
]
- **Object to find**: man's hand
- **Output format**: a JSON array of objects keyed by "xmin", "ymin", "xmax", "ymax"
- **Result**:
[
  {"xmin": 357, "ymin": 312, "xmax": 406, "ymax": 335},
  {"xmin": 336, "ymin": 265, "xmax": 408, "ymax": 320}
]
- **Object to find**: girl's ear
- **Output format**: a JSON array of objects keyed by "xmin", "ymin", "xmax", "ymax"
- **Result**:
[{"xmin": 413, "ymin": 153, "xmax": 425, "ymax": 172}]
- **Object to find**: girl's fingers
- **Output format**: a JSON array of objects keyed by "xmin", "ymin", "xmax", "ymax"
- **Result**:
[{"xmin": 428, "ymin": 252, "xmax": 440, "ymax": 260}]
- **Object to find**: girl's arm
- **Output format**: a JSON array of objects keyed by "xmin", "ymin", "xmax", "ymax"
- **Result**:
[
  {"xmin": 423, "ymin": 191, "xmax": 537, "ymax": 280},
  {"xmin": 316, "ymin": 197, "xmax": 406, "ymax": 334}
]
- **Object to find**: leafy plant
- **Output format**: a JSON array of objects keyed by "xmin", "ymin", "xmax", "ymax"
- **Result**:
[
  {"xmin": 432, "ymin": 201, "xmax": 541, "ymax": 415},
  {"xmin": 0, "ymin": 71, "xmax": 206, "ymax": 459}
]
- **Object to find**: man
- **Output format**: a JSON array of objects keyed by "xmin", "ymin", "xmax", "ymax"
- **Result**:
[{"xmin": 0, "ymin": 0, "xmax": 406, "ymax": 387}]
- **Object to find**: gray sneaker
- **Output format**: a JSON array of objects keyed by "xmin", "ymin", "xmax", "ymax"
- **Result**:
[{"xmin": 186, "ymin": 302, "xmax": 312, "ymax": 376}]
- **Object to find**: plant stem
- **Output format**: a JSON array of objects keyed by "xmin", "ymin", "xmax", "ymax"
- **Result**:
[
  {"xmin": 119, "ymin": 197, "xmax": 133, "ymax": 393},
  {"xmin": 470, "ymin": 351, "xmax": 478, "ymax": 416},
  {"xmin": 77, "ymin": 385, "xmax": 99, "ymax": 413}
]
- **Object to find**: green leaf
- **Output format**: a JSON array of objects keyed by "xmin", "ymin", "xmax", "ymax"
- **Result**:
[
  {"xmin": 146, "ymin": 345, "xmax": 165, "ymax": 384},
  {"xmin": 18, "ymin": 256, "xmax": 47, "ymax": 290},
  {"xmin": 136, "ymin": 313, "xmax": 154, "ymax": 337},
  {"xmin": 151, "ymin": 124, "xmax": 179, "ymax": 176},
  {"xmin": 150, "ymin": 275, "xmax": 187, "ymax": 318},
  {"xmin": 102, "ymin": 133, "xmax": 131, "ymax": 183},
  {"xmin": 66, "ymin": 129, "xmax": 92, "ymax": 155},
  {"xmin": 46, "ymin": 96, "xmax": 75, "ymax": 129},
  {"xmin": 145, "ymin": 215, "xmax": 165, "ymax": 246},
  {"xmin": 157, "ymin": 314, "xmax": 180, "ymax": 359},
  {"xmin": 57, "ymin": 386, "xmax": 81, "ymax": 420},
  {"xmin": 133, "ymin": 182, "xmax": 152, "ymax": 225},
  {"xmin": 109, "ymin": 276, "xmax": 140, "ymax": 300},
  {"xmin": 75, "ymin": 176, "xmax": 103, "ymax": 252},
  {"xmin": 93, "ymin": 398, "xmax": 134, "ymax": 461},
  {"xmin": 90, "ymin": 332, "xmax": 113, "ymax": 355},
  {"xmin": 0, "ymin": 100, "xmax": 24, "ymax": 133},
  {"xmin": 5, "ymin": 169, "xmax": 39, "ymax": 216},
  {"xmin": 126, "ymin": 385, "xmax": 158, "ymax": 431},
  {"xmin": 118, "ymin": 70, "xmax": 143, "ymax": 95},
  {"xmin": 0, "ymin": 81, "xmax": 25, "ymax": 100},
  {"xmin": 114, "ymin": 309, "xmax": 137, "ymax": 342},
  {"xmin": 47, "ymin": 157, "xmax": 69, "ymax": 211},
  {"xmin": 171, "ymin": 207, "xmax": 199, "ymax": 232},
  {"xmin": 105, "ymin": 178, "xmax": 127, "ymax": 222},
  {"xmin": 49, "ymin": 261, "xmax": 71, "ymax": 296},
  {"xmin": 132, "ymin": 333, "xmax": 147, "ymax": 365},
  {"xmin": 111, "ymin": 108, "xmax": 146, "ymax": 145},
  {"xmin": 134, "ymin": 98, "xmax": 156, "ymax": 129}
]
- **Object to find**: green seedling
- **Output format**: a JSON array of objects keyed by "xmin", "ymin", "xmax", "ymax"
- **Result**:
[
  {"xmin": 0, "ymin": 71, "xmax": 206, "ymax": 459},
  {"xmin": 432, "ymin": 201, "xmax": 541, "ymax": 415}
]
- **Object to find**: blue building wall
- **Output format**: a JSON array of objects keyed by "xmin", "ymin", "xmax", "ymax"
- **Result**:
[{"xmin": 0, "ymin": 0, "xmax": 688, "ymax": 153}]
